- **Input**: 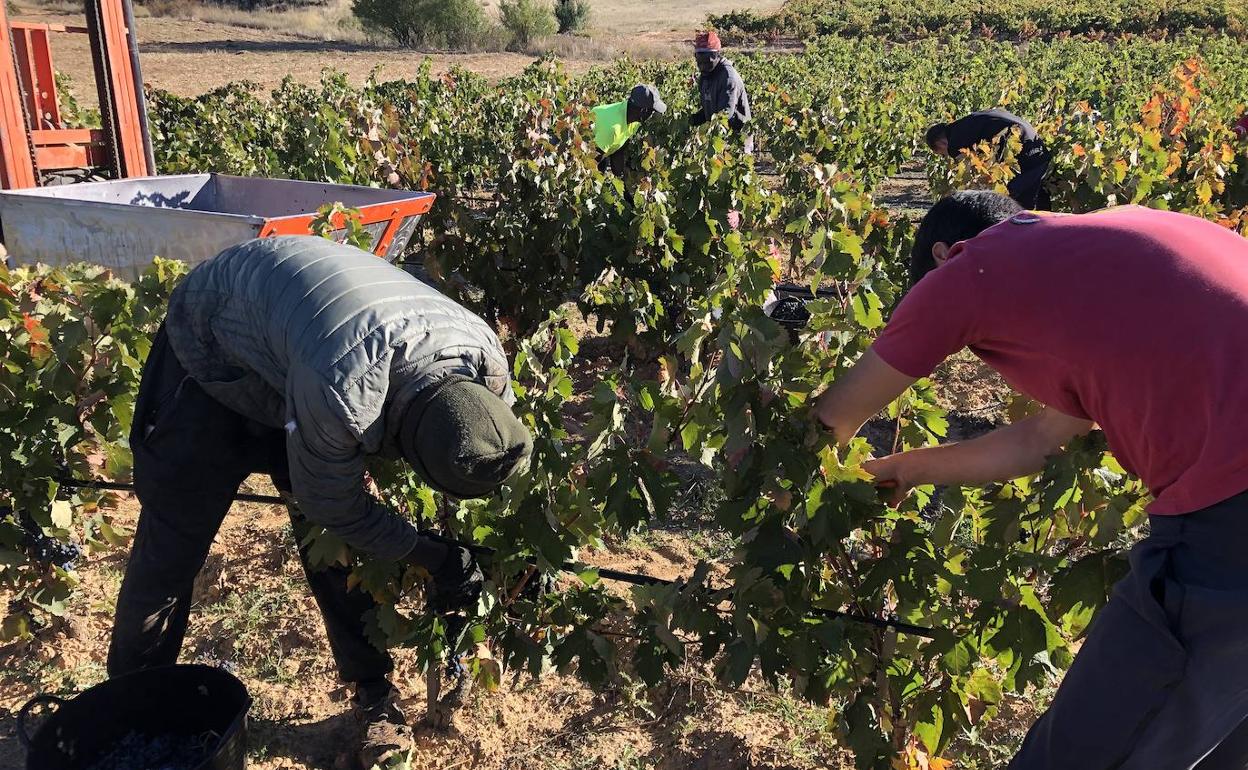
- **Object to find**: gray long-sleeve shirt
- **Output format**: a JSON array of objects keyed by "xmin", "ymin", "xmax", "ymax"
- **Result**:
[
  {"xmin": 164, "ymin": 236, "xmax": 512, "ymax": 561},
  {"xmin": 691, "ymin": 58, "xmax": 751, "ymax": 131}
]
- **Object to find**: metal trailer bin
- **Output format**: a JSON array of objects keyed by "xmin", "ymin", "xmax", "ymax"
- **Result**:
[{"xmin": 0, "ymin": 173, "xmax": 435, "ymax": 279}]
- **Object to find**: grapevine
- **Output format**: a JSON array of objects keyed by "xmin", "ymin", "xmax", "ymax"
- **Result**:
[{"xmin": 3, "ymin": 30, "xmax": 1247, "ymax": 769}]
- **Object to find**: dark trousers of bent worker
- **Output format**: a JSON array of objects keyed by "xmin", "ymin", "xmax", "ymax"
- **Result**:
[
  {"xmin": 1007, "ymin": 151, "xmax": 1052, "ymax": 211},
  {"xmin": 107, "ymin": 327, "xmax": 392, "ymax": 690},
  {"xmin": 1009, "ymin": 493, "xmax": 1248, "ymax": 770}
]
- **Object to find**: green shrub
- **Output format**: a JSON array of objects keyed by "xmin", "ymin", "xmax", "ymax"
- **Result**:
[
  {"xmin": 498, "ymin": 0, "xmax": 556, "ymax": 50},
  {"xmin": 707, "ymin": 0, "xmax": 1247, "ymax": 41},
  {"xmin": 201, "ymin": 0, "xmax": 324, "ymax": 7},
  {"xmin": 553, "ymin": 0, "xmax": 591, "ymax": 33},
  {"xmin": 55, "ymin": 73, "xmax": 100, "ymax": 130},
  {"xmin": 352, "ymin": 0, "xmax": 490, "ymax": 48}
]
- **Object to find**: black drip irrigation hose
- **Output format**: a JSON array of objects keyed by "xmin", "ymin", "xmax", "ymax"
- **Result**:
[{"xmin": 56, "ymin": 476, "xmax": 939, "ymax": 639}]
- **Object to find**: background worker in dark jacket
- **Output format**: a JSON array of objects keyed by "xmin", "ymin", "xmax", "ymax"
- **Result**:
[
  {"xmin": 816, "ymin": 191, "xmax": 1248, "ymax": 769},
  {"xmin": 107, "ymin": 237, "xmax": 532, "ymax": 766},
  {"xmin": 926, "ymin": 108, "xmax": 1052, "ymax": 209},
  {"xmin": 689, "ymin": 30, "xmax": 752, "ymax": 149},
  {"xmin": 592, "ymin": 83, "xmax": 666, "ymax": 176}
]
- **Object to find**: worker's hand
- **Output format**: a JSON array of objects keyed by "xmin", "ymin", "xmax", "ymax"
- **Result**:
[
  {"xmin": 427, "ymin": 546, "xmax": 484, "ymax": 613},
  {"xmin": 862, "ymin": 454, "xmax": 914, "ymax": 508}
]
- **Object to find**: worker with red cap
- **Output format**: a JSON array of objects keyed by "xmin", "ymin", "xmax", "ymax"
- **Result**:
[{"xmin": 690, "ymin": 30, "xmax": 752, "ymax": 140}]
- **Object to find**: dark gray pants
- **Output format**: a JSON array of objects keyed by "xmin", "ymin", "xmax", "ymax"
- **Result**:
[
  {"xmin": 1007, "ymin": 154, "xmax": 1051, "ymax": 211},
  {"xmin": 1009, "ymin": 493, "xmax": 1248, "ymax": 769},
  {"xmin": 107, "ymin": 327, "xmax": 392, "ymax": 686}
]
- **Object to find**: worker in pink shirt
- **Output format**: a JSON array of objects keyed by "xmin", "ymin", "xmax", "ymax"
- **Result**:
[{"xmin": 815, "ymin": 190, "xmax": 1248, "ymax": 769}]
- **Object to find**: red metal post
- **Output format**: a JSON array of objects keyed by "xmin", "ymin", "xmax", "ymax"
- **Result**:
[
  {"xmin": 0, "ymin": 2, "xmax": 37, "ymax": 189},
  {"xmin": 26, "ymin": 26, "xmax": 60, "ymax": 128},
  {"xmin": 12, "ymin": 24, "xmax": 64, "ymax": 129},
  {"xmin": 87, "ymin": 0, "xmax": 149, "ymax": 178},
  {"xmin": 90, "ymin": 0, "xmax": 149, "ymax": 178},
  {"xmin": 11, "ymin": 26, "xmax": 33, "ymax": 120}
]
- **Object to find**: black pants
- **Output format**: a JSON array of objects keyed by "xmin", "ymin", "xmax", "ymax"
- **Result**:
[
  {"xmin": 1009, "ymin": 492, "xmax": 1248, "ymax": 769},
  {"xmin": 107, "ymin": 327, "xmax": 392, "ymax": 685},
  {"xmin": 598, "ymin": 145, "xmax": 632, "ymax": 176},
  {"xmin": 1007, "ymin": 153, "xmax": 1052, "ymax": 211}
]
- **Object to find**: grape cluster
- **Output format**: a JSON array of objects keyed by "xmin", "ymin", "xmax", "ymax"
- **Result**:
[
  {"xmin": 5, "ymin": 506, "xmax": 83, "ymax": 570},
  {"xmin": 84, "ymin": 730, "xmax": 216, "ymax": 770},
  {"xmin": 767, "ymin": 295, "xmax": 812, "ymax": 324},
  {"xmin": 22, "ymin": 532, "xmax": 82, "ymax": 571}
]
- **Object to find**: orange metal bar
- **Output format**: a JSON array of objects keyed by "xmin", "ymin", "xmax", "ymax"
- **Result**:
[
  {"xmin": 31, "ymin": 27, "xmax": 58, "ymax": 127},
  {"xmin": 258, "ymin": 196, "xmax": 435, "ymax": 255},
  {"xmin": 31, "ymin": 128, "xmax": 101, "ymax": 145},
  {"xmin": 0, "ymin": 2, "xmax": 37, "ymax": 188},
  {"xmin": 12, "ymin": 25, "xmax": 63, "ymax": 129},
  {"xmin": 35, "ymin": 144, "xmax": 90, "ymax": 169},
  {"xmin": 94, "ymin": 0, "xmax": 148, "ymax": 177},
  {"xmin": 372, "ymin": 207, "xmax": 405, "ymax": 255},
  {"xmin": 11, "ymin": 26, "xmax": 35, "ymax": 121},
  {"xmin": 31, "ymin": 128, "xmax": 108, "ymax": 170},
  {"xmin": 11, "ymin": 22, "xmax": 91, "ymax": 34}
]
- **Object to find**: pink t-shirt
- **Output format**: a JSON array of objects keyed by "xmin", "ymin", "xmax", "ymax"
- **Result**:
[{"xmin": 872, "ymin": 206, "xmax": 1248, "ymax": 515}]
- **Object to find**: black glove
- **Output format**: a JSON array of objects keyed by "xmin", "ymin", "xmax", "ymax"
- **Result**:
[{"xmin": 427, "ymin": 545, "xmax": 484, "ymax": 613}]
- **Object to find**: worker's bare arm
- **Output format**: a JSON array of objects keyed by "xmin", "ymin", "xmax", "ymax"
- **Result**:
[
  {"xmin": 865, "ymin": 407, "xmax": 1094, "ymax": 505},
  {"xmin": 813, "ymin": 349, "xmax": 918, "ymax": 446}
]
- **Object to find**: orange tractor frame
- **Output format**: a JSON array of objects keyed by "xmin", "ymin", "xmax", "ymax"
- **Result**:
[
  {"xmin": 0, "ymin": 0, "xmax": 153, "ymax": 189},
  {"xmin": 0, "ymin": 2, "xmax": 436, "ymax": 274}
]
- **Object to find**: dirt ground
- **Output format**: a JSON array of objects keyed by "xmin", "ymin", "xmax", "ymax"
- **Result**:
[
  {"xmin": 873, "ymin": 162, "xmax": 932, "ymax": 222},
  {"xmin": 9, "ymin": 0, "xmax": 784, "ymax": 99},
  {"xmin": 14, "ymin": 6, "xmax": 565, "ymax": 98},
  {"xmin": 0, "ymin": 481, "xmax": 858, "ymax": 770}
]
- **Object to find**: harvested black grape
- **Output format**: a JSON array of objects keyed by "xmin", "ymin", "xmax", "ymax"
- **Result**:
[
  {"xmin": 767, "ymin": 296, "xmax": 812, "ymax": 324},
  {"xmin": 84, "ymin": 730, "xmax": 219, "ymax": 770}
]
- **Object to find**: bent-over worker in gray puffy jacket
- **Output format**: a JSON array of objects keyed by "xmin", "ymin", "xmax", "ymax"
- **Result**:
[{"xmin": 106, "ymin": 236, "xmax": 532, "ymax": 764}]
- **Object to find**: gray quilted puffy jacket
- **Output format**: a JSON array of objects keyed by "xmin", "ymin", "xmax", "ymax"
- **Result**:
[{"xmin": 164, "ymin": 236, "xmax": 514, "ymax": 561}]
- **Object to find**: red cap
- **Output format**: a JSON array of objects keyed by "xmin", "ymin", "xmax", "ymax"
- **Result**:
[{"xmin": 694, "ymin": 30, "xmax": 722, "ymax": 52}]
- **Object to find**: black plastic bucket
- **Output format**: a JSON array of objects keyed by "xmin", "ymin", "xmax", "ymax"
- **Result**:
[
  {"xmin": 19, "ymin": 664, "xmax": 250, "ymax": 770},
  {"xmin": 765, "ymin": 282, "xmax": 838, "ymax": 341}
]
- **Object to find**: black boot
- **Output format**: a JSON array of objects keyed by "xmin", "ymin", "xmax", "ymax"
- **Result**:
[{"xmin": 354, "ymin": 680, "xmax": 413, "ymax": 769}]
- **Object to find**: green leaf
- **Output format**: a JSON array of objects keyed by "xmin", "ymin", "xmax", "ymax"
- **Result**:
[
  {"xmin": 716, "ymin": 639, "xmax": 754, "ymax": 688},
  {"xmin": 913, "ymin": 696, "xmax": 945, "ymax": 755},
  {"xmin": 965, "ymin": 667, "xmax": 1003, "ymax": 706},
  {"xmin": 1, "ymin": 612, "xmax": 30, "ymax": 642},
  {"xmin": 850, "ymin": 290, "xmax": 884, "ymax": 330},
  {"xmin": 97, "ymin": 520, "xmax": 129, "ymax": 548},
  {"xmin": 103, "ymin": 443, "xmax": 133, "ymax": 481},
  {"xmin": 680, "ymin": 419, "xmax": 703, "ymax": 452},
  {"xmin": 302, "ymin": 527, "xmax": 351, "ymax": 569},
  {"xmin": 30, "ymin": 572, "xmax": 74, "ymax": 616},
  {"xmin": 50, "ymin": 500, "xmax": 73, "ymax": 530},
  {"xmin": 942, "ymin": 637, "xmax": 978, "ymax": 675},
  {"xmin": 1048, "ymin": 550, "xmax": 1128, "ymax": 636}
]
